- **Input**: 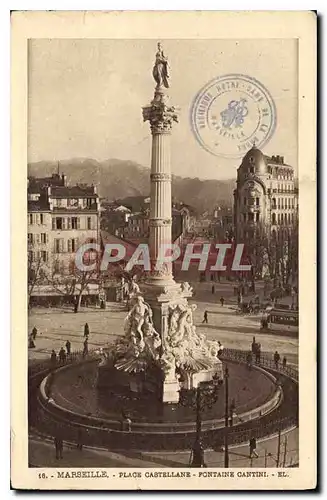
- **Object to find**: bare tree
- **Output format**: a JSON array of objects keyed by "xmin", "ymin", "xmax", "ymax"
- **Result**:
[
  {"xmin": 28, "ymin": 252, "xmax": 49, "ymax": 308},
  {"xmin": 48, "ymin": 254, "xmax": 100, "ymax": 312}
]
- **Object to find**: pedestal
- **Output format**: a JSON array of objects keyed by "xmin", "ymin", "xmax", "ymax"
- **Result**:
[{"xmin": 162, "ymin": 379, "xmax": 180, "ymax": 404}]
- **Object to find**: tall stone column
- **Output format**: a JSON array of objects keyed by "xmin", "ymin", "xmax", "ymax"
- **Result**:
[{"xmin": 143, "ymin": 88, "xmax": 178, "ymax": 285}]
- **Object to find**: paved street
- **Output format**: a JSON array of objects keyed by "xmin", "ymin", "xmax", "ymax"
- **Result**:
[
  {"xmin": 29, "ymin": 427, "xmax": 298, "ymax": 468},
  {"xmin": 28, "ymin": 280, "xmax": 298, "ymax": 365}
]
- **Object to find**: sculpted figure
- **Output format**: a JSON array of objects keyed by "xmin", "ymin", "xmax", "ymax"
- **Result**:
[
  {"xmin": 128, "ymin": 279, "xmax": 140, "ymax": 298},
  {"xmin": 181, "ymin": 282, "xmax": 193, "ymax": 294},
  {"xmin": 143, "ymin": 316, "xmax": 161, "ymax": 358},
  {"xmin": 125, "ymin": 295, "xmax": 151, "ymax": 342},
  {"xmin": 161, "ymin": 350, "xmax": 176, "ymax": 380},
  {"xmin": 152, "ymin": 42, "xmax": 170, "ymax": 89}
]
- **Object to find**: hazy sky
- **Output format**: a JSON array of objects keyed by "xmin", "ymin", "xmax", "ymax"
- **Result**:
[{"xmin": 28, "ymin": 38, "xmax": 298, "ymax": 180}]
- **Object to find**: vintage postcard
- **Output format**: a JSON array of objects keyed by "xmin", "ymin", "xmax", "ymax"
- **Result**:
[{"xmin": 11, "ymin": 11, "xmax": 316, "ymax": 490}]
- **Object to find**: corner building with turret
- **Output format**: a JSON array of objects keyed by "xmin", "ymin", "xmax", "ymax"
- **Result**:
[{"xmin": 233, "ymin": 146, "xmax": 298, "ymax": 241}]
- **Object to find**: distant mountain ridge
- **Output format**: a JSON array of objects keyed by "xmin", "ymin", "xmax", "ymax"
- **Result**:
[{"xmin": 28, "ymin": 158, "xmax": 235, "ymax": 213}]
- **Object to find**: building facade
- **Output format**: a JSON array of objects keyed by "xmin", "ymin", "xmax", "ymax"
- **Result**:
[
  {"xmin": 233, "ymin": 146, "xmax": 298, "ymax": 242},
  {"xmin": 28, "ymin": 173, "xmax": 101, "ymax": 303}
]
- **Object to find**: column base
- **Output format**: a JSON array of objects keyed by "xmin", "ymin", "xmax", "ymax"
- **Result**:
[{"xmin": 162, "ymin": 378, "xmax": 180, "ymax": 404}]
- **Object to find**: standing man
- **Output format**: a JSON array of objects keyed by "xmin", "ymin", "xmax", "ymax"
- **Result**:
[
  {"xmin": 84, "ymin": 323, "xmax": 90, "ymax": 338},
  {"xmin": 65, "ymin": 339, "xmax": 71, "ymax": 356},
  {"xmin": 202, "ymin": 310, "xmax": 209, "ymax": 324},
  {"xmin": 274, "ymin": 351, "xmax": 281, "ymax": 370},
  {"xmin": 211, "ymin": 284, "xmax": 215, "ymax": 295},
  {"xmin": 54, "ymin": 435, "xmax": 63, "ymax": 460},
  {"xmin": 31, "ymin": 326, "xmax": 38, "ymax": 340},
  {"xmin": 50, "ymin": 350, "xmax": 57, "ymax": 368},
  {"xmin": 220, "ymin": 296, "xmax": 225, "ymax": 307},
  {"xmin": 282, "ymin": 356, "xmax": 287, "ymax": 369},
  {"xmin": 59, "ymin": 347, "xmax": 66, "ymax": 363},
  {"xmin": 249, "ymin": 436, "xmax": 259, "ymax": 458}
]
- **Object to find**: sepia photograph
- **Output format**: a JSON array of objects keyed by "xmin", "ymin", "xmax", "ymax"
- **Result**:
[{"xmin": 11, "ymin": 11, "xmax": 316, "ymax": 490}]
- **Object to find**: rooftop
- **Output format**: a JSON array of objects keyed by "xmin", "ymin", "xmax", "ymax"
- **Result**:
[{"xmin": 50, "ymin": 186, "xmax": 97, "ymax": 198}]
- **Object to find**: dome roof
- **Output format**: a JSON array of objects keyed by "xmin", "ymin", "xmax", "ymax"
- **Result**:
[{"xmin": 241, "ymin": 146, "xmax": 268, "ymax": 175}]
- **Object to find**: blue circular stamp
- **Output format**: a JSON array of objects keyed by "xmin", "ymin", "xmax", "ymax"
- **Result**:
[{"xmin": 190, "ymin": 74, "xmax": 276, "ymax": 159}]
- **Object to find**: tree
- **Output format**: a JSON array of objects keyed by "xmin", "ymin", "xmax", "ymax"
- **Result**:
[
  {"xmin": 49, "ymin": 251, "xmax": 100, "ymax": 313},
  {"xmin": 28, "ymin": 252, "xmax": 49, "ymax": 308}
]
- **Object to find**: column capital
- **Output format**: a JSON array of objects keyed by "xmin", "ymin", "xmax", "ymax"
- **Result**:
[{"xmin": 143, "ymin": 99, "xmax": 179, "ymax": 135}]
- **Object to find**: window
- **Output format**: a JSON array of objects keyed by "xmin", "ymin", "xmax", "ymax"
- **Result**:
[
  {"xmin": 272, "ymin": 213, "xmax": 276, "ymax": 225},
  {"xmin": 28, "ymin": 233, "xmax": 33, "ymax": 244},
  {"xmin": 278, "ymin": 198, "xmax": 280, "ymax": 209},
  {"xmin": 255, "ymin": 212, "xmax": 259, "ymax": 222},
  {"xmin": 281, "ymin": 214, "xmax": 284, "ymax": 225},
  {"xmin": 55, "ymin": 218, "xmax": 63, "ymax": 230},
  {"xmin": 29, "ymin": 214, "xmax": 33, "ymax": 225},
  {"xmin": 87, "ymin": 217, "xmax": 92, "ymax": 230},
  {"xmin": 41, "ymin": 233, "xmax": 47, "ymax": 244},
  {"xmin": 72, "ymin": 217, "xmax": 78, "ymax": 229},
  {"xmin": 243, "ymin": 213, "xmax": 246, "ymax": 222},
  {"xmin": 41, "ymin": 251, "xmax": 48, "ymax": 262},
  {"xmin": 272, "ymin": 198, "xmax": 276, "ymax": 209},
  {"xmin": 67, "ymin": 238, "xmax": 78, "ymax": 253},
  {"xmin": 281, "ymin": 198, "xmax": 284, "ymax": 209},
  {"xmin": 54, "ymin": 260, "xmax": 60, "ymax": 274},
  {"xmin": 40, "ymin": 214, "xmax": 44, "ymax": 224},
  {"xmin": 256, "ymin": 197, "xmax": 259, "ymax": 206},
  {"xmin": 54, "ymin": 238, "xmax": 64, "ymax": 253},
  {"xmin": 248, "ymin": 213, "xmax": 254, "ymax": 222},
  {"xmin": 243, "ymin": 197, "xmax": 247, "ymax": 206}
]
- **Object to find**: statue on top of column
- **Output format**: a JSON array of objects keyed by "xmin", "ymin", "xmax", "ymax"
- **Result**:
[{"xmin": 153, "ymin": 42, "xmax": 170, "ymax": 89}]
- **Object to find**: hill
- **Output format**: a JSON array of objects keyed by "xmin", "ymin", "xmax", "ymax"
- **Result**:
[{"xmin": 28, "ymin": 158, "xmax": 235, "ymax": 213}]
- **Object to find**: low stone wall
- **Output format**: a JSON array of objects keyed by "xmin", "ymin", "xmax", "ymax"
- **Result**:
[{"xmin": 37, "ymin": 357, "xmax": 282, "ymax": 435}]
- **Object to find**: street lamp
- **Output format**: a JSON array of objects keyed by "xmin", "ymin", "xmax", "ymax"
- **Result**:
[
  {"xmin": 224, "ymin": 367, "xmax": 229, "ymax": 468},
  {"xmin": 180, "ymin": 376, "xmax": 222, "ymax": 467}
]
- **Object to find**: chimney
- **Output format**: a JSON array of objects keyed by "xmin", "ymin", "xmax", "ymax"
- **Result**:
[
  {"xmin": 93, "ymin": 184, "xmax": 97, "ymax": 194},
  {"xmin": 61, "ymin": 174, "xmax": 67, "ymax": 186}
]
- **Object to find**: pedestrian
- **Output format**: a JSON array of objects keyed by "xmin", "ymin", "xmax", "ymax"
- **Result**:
[
  {"xmin": 191, "ymin": 440, "xmax": 206, "ymax": 467},
  {"xmin": 282, "ymin": 356, "xmax": 287, "ymax": 369},
  {"xmin": 59, "ymin": 347, "xmax": 66, "ymax": 363},
  {"xmin": 32, "ymin": 326, "xmax": 38, "ymax": 340},
  {"xmin": 211, "ymin": 284, "xmax": 215, "ymax": 295},
  {"xmin": 218, "ymin": 341, "xmax": 224, "ymax": 356},
  {"xmin": 274, "ymin": 350, "xmax": 281, "ymax": 370},
  {"xmin": 54, "ymin": 435, "xmax": 63, "ymax": 460},
  {"xmin": 84, "ymin": 323, "xmax": 90, "ymax": 338},
  {"xmin": 83, "ymin": 338, "xmax": 89, "ymax": 357},
  {"xmin": 202, "ymin": 310, "xmax": 208, "ymax": 324},
  {"xmin": 249, "ymin": 436, "xmax": 259, "ymax": 458},
  {"xmin": 220, "ymin": 296, "xmax": 225, "ymax": 307},
  {"xmin": 28, "ymin": 335, "xmax": 35, "ymax": 349},
  {"xmin": 65, "ymin": 340, "xmax": 71, "ymax": 356},
  {"xmin": 50, "ymin": 349, "xmax": 57, "ymax": 367},
  {"xmin": 251, "ymin": 337, "xmax": 256, "ymax": 354}
]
